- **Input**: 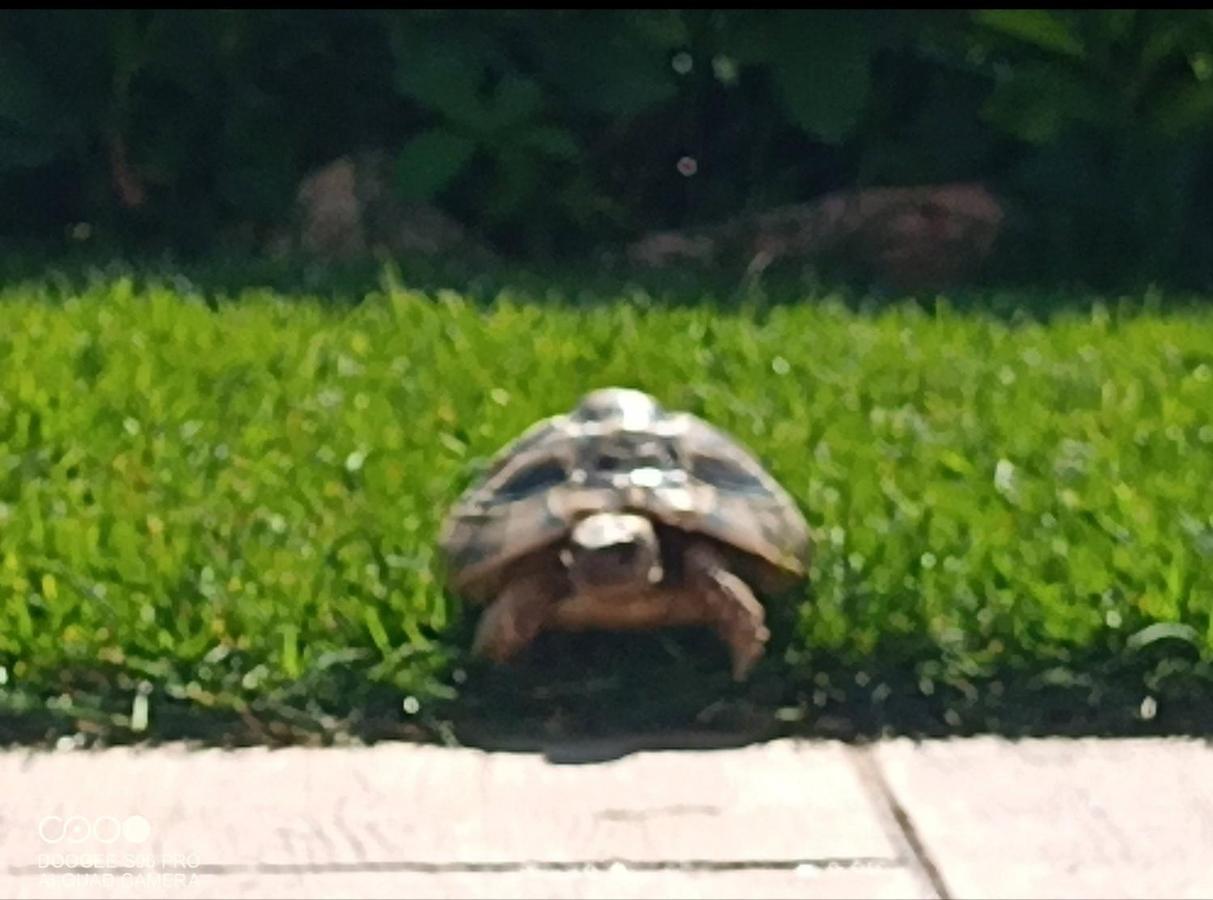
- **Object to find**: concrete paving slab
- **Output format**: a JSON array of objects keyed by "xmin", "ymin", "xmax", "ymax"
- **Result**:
[
  {"xmin": 2, "ymin": 864, "xmax": 933, "ymax": 900},
  {"xmin": 1, "ymin": 738, "xmax": 918, "ymax": 898},
  {"xmin": 875, "ymin": 736, "xmax": 1213, "ymax": 900}
]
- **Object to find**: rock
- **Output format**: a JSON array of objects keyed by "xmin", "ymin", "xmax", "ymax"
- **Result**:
[
  {"xmin": 627, "ymin": 182, "xmax": 1006, "ymax": 290},
  {"xmin": 276, "ymin": 150, "xmax": 496, "ymax": 263},
  {"xmin": 626, "ymin": 232, "xmax": 717, "ymax": 268},
  {"xmin": 294, "ymin": 156, "xmax": 366, "ymax": 259}
]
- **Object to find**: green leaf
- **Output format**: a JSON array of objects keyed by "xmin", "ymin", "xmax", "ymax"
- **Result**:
[
  {"xmin": 973, "ymin": 10, "xmax": 1086, "ymax": 59},
  {"xmin": 483, "ymin": 74, "xmax": 543, "ymax": 132},
  {"xmin": 982, "ymin": 64, "xmax": 1110, "ymax": 144},
  {"xmin": 1127, "ymin": 622, "xmax": 1199, "ymax": 652},
  {"xmin": 763, "ymin": 13, "xmax": 877, "ymax": 144},
  {"xmin": 533, "ymin": 15, "xmax": 678, "ymax": 117},
  {"xmin": 1084, "ymin": 10, "xmax": 1137, "ymax": 55},
  {"xmin": 1150, "ymin": 80, "xmax": 1213, "ymax": 139},
  {"xmin": 518, "ymin": 126, "xmax": 580, "ymax": 161},
  {"xmin": 392, "ymin": 41, "xmax": 485, "ymax": 126},
  {"xmin": 626, "ymin": 10, "xmax": 690, "ymax": 49},
  {"xmin": 363, "ymin": 608, "xmax": 392, "ymax": 657},
  {"xmin": 485, "ymin": 147, "xmax": 539, "ymax": 221},
  {"xmin": 1138, "ymin": 19, "xmax": 1192, "ymax": 78},
  {"xmin": 394, "ymin": 128, "xmax": 478, "ymax": 201}
]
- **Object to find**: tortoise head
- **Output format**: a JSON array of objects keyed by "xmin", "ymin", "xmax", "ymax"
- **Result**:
[{"xmin": 559, "ymin": 512, "xmax": 664, "ymax": 596}]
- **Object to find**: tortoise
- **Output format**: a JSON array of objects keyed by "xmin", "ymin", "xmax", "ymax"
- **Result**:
[{"xmin": 438, "ymin": 387, "xmax": 812, "ymax": 680}]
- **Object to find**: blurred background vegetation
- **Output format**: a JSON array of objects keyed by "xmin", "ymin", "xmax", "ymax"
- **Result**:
[{"xmin": 5, "ymin": 10, "xmax": 1213, "ymax": 288}]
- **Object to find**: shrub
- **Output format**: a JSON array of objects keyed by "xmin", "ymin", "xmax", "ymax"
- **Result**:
[{"xmin": 4, "ymin": 11, "xmax": 1213, "ymax": 285}]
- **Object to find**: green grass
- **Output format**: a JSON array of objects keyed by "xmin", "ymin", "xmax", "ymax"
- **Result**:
[{"xmin": 2, "ymin": 266, "xmax": 1213, "ymax": 746}]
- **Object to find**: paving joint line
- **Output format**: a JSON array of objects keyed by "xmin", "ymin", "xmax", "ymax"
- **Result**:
[
  {"xmin": 849, "ymin": 743, "xmax": 952, "ymax": 900},
  {"xmin": 6, "ymin": 856, "xmax": 905, "ymax": 878}
]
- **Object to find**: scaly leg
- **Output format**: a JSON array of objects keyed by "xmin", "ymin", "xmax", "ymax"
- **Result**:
[
  {"xmin": 684, "ymin": 541, "xmax": 770, "ymax": 681},
  {"xmin": 473, "ymin": 564, "xmax": 569, "ymax": 664}
]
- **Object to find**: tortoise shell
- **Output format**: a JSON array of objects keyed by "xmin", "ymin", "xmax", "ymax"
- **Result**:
[{"xmin": 439, "ymin": 388, "xmax": 812, "ymax": 603}]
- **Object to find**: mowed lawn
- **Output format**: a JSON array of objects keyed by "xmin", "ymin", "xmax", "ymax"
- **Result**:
[{"xmin": 2, "ymin": 272, "xmax": 1213, "ymax": 742}]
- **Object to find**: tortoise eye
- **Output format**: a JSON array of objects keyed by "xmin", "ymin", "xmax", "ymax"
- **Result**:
[
  {"xmin": 690, "ymin": 454, "xmax": 766, "ymax": 493},
  {"xmin": 496, "ymin": 459, "xmax": 567, "ymax": 499},
  {"xmin": 596, "ymin": 452, "xmax": 626, "ymax": 473}
]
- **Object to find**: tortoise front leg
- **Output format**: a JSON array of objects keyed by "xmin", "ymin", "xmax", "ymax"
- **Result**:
[
  {"xmin": 472, "ymin": 565, "xmax": 569, "ymax": 664},
  {"xmin": 684, "ymin": 541, "xmax": 771, "ymax": 681}
]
